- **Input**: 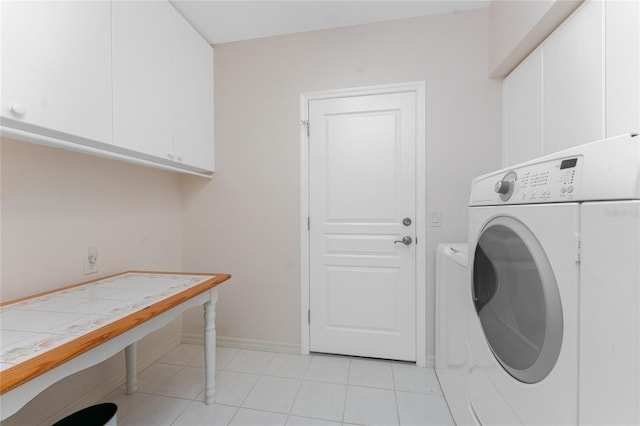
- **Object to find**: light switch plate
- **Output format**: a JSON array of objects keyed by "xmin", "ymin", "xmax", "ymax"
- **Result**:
[{"xmin": 429, "ymin": 210, "xmax": 441, "ymax": 227}]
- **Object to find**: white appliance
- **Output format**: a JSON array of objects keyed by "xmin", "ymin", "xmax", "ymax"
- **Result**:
[
  {"xmin": 436, "ymin": 243, "xmax": 469, "ymax": 371},
  {"xmin": 467, "ymin": 134, "xmax": 640, "ymax": 425},
  {"xmin": 435, "ymin": 243, "xmax": 472, "ymax": 425}
]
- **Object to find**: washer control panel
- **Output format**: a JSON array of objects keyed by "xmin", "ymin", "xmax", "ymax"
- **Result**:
[
  {"xmin": 517, "ymin": 157, "xmax": 581, "ymax": 203},
  {"xmin": 470, "ymin": 134, "xmax": 640, "ymax": 206},
  {"xmin": 472, "ymin": 155, "xmax": 583, "ymax": 205}
]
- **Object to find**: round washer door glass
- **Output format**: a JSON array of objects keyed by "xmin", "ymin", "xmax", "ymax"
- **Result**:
[{"xmin": 472, "ymin": 216, "xmax": 563, "ymax": 384}]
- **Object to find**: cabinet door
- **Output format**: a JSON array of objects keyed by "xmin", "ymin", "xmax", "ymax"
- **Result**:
[
  {"xmin": 112, "ymin": 1, "xmax": 173, "ymax": 160},
  {"xmin": 0, "ymin": 1, "xmax": 112, "ymax": 144},
  {"xmin": 605, "ymin": 0, "xmax": 640, "ymax": 137},
  {"xmin": 172, "ymin": 10, "xmax": 215, "ymax": 172},
  {"xmin": 503, "ymin": 47, "xmax": 543, "ymax": 167},
  {"xmin": 543, "ymin": 0, "xmax": 605, "ymax": 154}
]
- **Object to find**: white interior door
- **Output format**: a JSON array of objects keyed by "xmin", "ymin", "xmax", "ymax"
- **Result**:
[{"xmin": 308, "ymin": 91, "xmax": 417, "ymax": 361}]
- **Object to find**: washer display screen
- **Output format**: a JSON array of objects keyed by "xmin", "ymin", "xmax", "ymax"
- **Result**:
[{"xmin": 560, "ymin": 158, "xmax": 578, "ymax": 169}]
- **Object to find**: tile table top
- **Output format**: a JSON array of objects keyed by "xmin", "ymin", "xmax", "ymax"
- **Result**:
[{"xmin": 0, "ymin": 272, "xmax": 216, "ymax": 374}]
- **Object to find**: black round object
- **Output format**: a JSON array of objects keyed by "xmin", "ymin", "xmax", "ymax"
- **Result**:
[{"xmin": 52, "ymin": 403, "xmax": 117, "ymax": 426}]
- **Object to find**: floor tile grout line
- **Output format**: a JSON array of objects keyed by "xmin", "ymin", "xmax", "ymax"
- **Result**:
[
  {"xmin": 168, "ymin": 393, "xmax": 196, "ymax": 426},
  {"xmin": 218, "ymin": 346, "xmax": 241, "ymax": 370},
  {"xmin": 285, "ymin": 353, "xmax": 315, "ymax": 420},
  {"xmin": 143, "ymin": 362, "xmax": 187, "ymax": 396},
  {"xmin": 223, "ymin": 348, "xmax": 276, "ymax": 375},
  {"xmin": 110, "ymin": 390, "xmax": 151, "ymax": 425},
  {"xmin": 391, "ymin": 365, "xmax": 401, "ymax": 426},
  {"xmin": 232, "ymin": 350, "xmax": 272, "ymax": 417},
  {"xmin": 262, "ymin": 352, "xmax": 314, "ymax": 381},
  {"xmin": 225, "ymin": 405, "xmax": 240, "ymax": 426},
  {"xmin": 130, "ymin": 389, "xmax": 199, "ymax": 402},
  {"xmin": 221, "ymin": 373, "xmax": 254, "ymax": 424},
  {"xmin": 340, "ymin": 358, "xmax": 352, "ymax": 423}
]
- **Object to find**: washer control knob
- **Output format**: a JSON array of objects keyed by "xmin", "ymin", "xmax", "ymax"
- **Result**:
[
  {"xmin": 494, "ymin": 180, "xmax": 511, "ymax": 194},
  {"xmin": 495, "ymin": 171, "xmax": 517, "ymax": 201}
]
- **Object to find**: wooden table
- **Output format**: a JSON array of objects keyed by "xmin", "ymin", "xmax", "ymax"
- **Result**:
[{"xmin": 0, "ymin": 271, "xmax": 231, "ymax": 421}]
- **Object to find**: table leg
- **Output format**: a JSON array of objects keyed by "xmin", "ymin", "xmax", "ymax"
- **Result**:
[
  {"xmin": 204, "ymin": 289, "xmax": 218, "ymax": 404},
  {"xmin": 125, "ymin": 343, "xmax": 138, "ymax": 395}
]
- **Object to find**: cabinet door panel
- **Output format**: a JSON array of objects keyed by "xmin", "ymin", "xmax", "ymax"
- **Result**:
[
  {"xmin": 172, "ymin": 12, "xmax": 215, "ymax": 171},
  {"xmin": 543, "ymin": 0, "xmax": 604, "ymax": 154},
  {"xmin": 1, "ymin": 1, "xmax": 112, "ymax": 143},
  {"xmin": 112, "ymin": 1, "xmax": 173, "ymax": 159},
  {"xmin": 503, "ymin": 47, "xmax": 543, "ymax": 167},
  {"xmin": 605, "ymin": 0, "xmax": 640, "ymax": 137}
]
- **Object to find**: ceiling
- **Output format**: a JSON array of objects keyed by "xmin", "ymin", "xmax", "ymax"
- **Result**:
[{"xmin": 170, "ymin": 1, "xmax": 491, "ymax": 44}]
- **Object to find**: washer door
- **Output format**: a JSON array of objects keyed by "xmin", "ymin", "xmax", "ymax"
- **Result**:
[{"xmin": 472, "ymin": 216, "xmax": 563, "ymax": 384}]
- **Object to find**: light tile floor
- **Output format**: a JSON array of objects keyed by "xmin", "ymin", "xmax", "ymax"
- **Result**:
[{"xmin": 99, "ymin": 344, "xmax": 455, "ymax": 426}]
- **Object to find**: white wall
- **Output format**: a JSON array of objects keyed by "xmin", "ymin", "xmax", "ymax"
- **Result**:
[
  {"xmin": 181, "ymin": 9, "xmax": 502, "ymax": 362},
  {"xmin": 0, "ymin": 138, "xmax": 184, "ymax": 424},
  {"xmin": 1, "ymin": 139, "xmax": 183, "ymax": 300}
]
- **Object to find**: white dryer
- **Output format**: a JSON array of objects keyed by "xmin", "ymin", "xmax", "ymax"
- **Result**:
[{"xmin": 467, "ymin": 134, "xmax": 640, "ymax": 425}]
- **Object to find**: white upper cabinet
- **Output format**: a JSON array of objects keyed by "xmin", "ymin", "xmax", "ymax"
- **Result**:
[
  {"xmin": 502, "ymin": 0, "xmax": 639, "ymax": 163},
  {"xmin": 543, "ymin": 0, "xmax": 605, "ymax": 155},
  {"xmin": 112, "ymin": 1, "xmax": 174, "ymax": 161},
  {"xmin": 502, "ymin": 47, "xmax": 543, "ymax": 167},
  {"xmin": 112, "ymin": 1, "xmax": 214, "ymax": 172},
  {"xmin": 172, "ymin": 11, "xmax": 215, "ymax": 171},
  {"xmin": 1, "ymin": 0, "xmax": 214, "ymax": 176},
  {"xmin": 605, "ymin": 0, "xmax": 640, "ymax": 137},
  {"xmin": 1, "ymin": 1, "xmax": 112, "ymax": 144}
]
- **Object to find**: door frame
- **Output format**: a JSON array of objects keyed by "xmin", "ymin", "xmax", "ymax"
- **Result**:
[{"xmin": 299, "ymin": 81, "xmax": 427, "ymax": 366}]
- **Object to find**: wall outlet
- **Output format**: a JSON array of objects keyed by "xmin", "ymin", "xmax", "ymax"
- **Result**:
[{"xmin": 84, "ymin": 247, "xmax": 98, "ymax": 275}]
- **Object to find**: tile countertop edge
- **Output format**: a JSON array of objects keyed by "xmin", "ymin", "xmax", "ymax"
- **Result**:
[
  {"xmin": 0, "ymin": 271, "xmax": 231, "ymax": 395},
  {"xmin": 0, "ymin": 271, "xmax": 230, "ymax": 307}
]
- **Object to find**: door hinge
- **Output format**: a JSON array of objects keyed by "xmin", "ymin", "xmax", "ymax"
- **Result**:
[
  {"xmin": 575, "ymin": 233, "xmax": 581, "ymax": 263},
  {"xmin": 308, "ymin": 309, "xmax": 311, "ymax": 324},
  {"xmin": 307, "ymin": 216, "xmax": 310, "ymax": 231},
  {"xmin": 301, "ymin": 120, "xmax": 309, "ymax": 137}
]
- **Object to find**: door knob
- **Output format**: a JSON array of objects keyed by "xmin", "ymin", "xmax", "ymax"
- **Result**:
[{"xmin": 394, "ymin": 236, "xmax": 413, "ymax": 246}]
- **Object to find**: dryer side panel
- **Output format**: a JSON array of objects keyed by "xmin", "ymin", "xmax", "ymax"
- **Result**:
[{"xmin": 580, "ymin": 200, "xmax": 640, "ymax": 425}]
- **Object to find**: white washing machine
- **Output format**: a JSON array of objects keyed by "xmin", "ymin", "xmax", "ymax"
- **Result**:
[{"xmin": 467, "ymin": 134, "xmax": 640, "ymax": 425}]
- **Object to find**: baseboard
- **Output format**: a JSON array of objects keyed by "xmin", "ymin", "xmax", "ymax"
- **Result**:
[
  {"xmin": 40, "ymin": 333, "xmax": 182, "ymax": 426},
  {"xmin": 424, "ymin": 354, "xmax": 436, "ymax": 368},
  {"xmin": 183, "ymin": 333, "xmax": 431, "ymax": 365},
  {"xmin": 182, "ymin": 333, "xmax": 301, "ymax": 354}
]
